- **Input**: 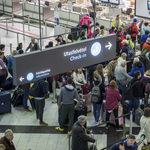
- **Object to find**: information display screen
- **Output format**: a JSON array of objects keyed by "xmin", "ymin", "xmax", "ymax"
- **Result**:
[
  {"xmin": 148, "ymin": 1, "xmax": 150, "ymax": 10},
  {"xmin": 101, "ymin": 0, "xmax": 109, "ymax": 3},
  {"xmin": 109, "ymin": 0, "xmax": 120, "ymax": 4},
  {"xmin": 13, "ymin": 35, "xmax": 116, "ymax": 86}
]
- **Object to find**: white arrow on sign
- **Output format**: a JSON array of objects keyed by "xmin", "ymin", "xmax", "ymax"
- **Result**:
[
  {"xmin": 19, "ymin": 77, "xmax": 24, "ymax": 82},
  {"xmin": 105, "ymin": 42, "xmax": 112, "ymax": 50}
]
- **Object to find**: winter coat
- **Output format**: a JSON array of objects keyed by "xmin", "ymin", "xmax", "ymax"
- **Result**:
[
  {"xmin": 105, "ymin": 87, "xmax": 122, "ymax": 110},
  {"xmin": 141, "ymin": 34, "xmax": 149, "ymax": 43},
  {"xmin": 142, "ymin": 26, "xmax": 150, "ymax": 35},
  {"xmin": 127, "ymin": 40, "xmax": 134, "ymax": 48},
  {"xmin": 72, "ymin": 121, "xmax": 95, "ymax": 150},
  {"xmin": 121, "ymin": 45, "xmax": 129, "ymax": 55},
  {"xmin": 128, "ymin": 61, "xmax": 145, "ymax": 77},
  {"xmin": 109, "ymin": 30, "xmax": 116, "ymax": 34},
  {"xmin": 127, "ymin": 22, "xmax": 139, "ymax": 37},
  {"xmin": 0, "ymin": 59, "xmax": 7, "ymax": 76},
  {"xmin": 112, "ymin": 19, "xmax": 122, "ymax": 28},
  {"xmin": 79, "ymin": 16, "xmax": 90, "ymax": 29},
  {"xmin": 142, "ymin": 43, "xmax": 150, "ymax": 52},
  {"xmin": 116, "ymin": 38, "xmax": 121, "ymax": 55},
  {"xmin": 140, "ymin": 116, "xmax": 150, "ymax": 143},
  {"xmin": 120, "ymin": 35, "xmax": 126, "ymax": 49},
  {"xmin": 91, "ymin": 80, "xmax": 105, "ymax": 104}
]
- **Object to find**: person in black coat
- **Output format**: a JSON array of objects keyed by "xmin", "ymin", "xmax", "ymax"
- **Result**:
[
  {"xmin": 91, "ymin": 73, "xmax": 105, "ymax": 125},
  {"xmin": 116, "ymin": 34, "xmax": 122, "ymax": 56},
  {"xmin": 72, "ymin": 115, "xmax": 96, "ymax": 150}
]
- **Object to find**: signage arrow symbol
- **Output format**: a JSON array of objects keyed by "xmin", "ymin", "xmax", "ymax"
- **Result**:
[
  {"xmin": 105, "ymin": 42, "xmax": 112, "ymax": 50},
  {"xmin": 19, "ymin": 77, "xmax": 24, "ymax": 82}
]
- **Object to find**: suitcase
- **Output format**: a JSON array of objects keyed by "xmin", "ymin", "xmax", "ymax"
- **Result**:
[
  {"xmin": 122, "ymin": 100, "xmax": 129, "ymax": 115},
  {"xmin": 0, "ymin": 91, "xmax": 11, "ymax": 114},
  {"xmin": 109, "ymin": 103, "xmax": 124, "ymax": 126},
  {"xmin": 29, "ymin": 98, "xmax": 36, "ymax": 110},
  {"xmin": 11, "ymin": 87, "xmax": 23, "ymax": 107},
  {"xmin": 135, "ymin": 108, "xmax": 143, "ymax": 125},
  {"xmin": 4, "ymin": 77, "xmax": 13, "ymax": 90},
  {"xmin": 100, "ymin": 100, "xmax": 106, "ymax": 122}
]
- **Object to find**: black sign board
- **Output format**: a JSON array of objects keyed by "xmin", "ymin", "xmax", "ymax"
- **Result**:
[{"xmin": 13, "ymin": 34, "xmax": 116, "ymax": 85}]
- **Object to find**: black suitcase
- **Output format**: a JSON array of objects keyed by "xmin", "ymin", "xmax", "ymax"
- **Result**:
[
  {"xmin": 122, "ymin": 100, "xmax": 129, "ymax": 115},
  {"xmin": 11, "ymin": 87, "xmax": 23, "ymax": 107},
  {"xmin": 0, "ymin": 91, "xmax": 11, "ymax": 114},
  {"xmin": 74, "ymin": 104, "xmax": 87, "ymax": 124}
]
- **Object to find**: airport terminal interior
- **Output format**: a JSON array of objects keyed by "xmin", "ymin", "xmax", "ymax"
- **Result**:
[{"xmin": 0, "ymin": 0, "xmax": 150, "ymax": 149}]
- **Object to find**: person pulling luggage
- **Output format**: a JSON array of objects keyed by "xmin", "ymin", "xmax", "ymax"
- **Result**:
[{"xmin": 55, "ymin": 77, "xmax": 85, "ymax": 134}]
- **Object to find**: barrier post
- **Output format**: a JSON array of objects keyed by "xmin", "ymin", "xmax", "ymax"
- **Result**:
[
  {"xmin": 0, "ymin": 32, "xmax": 1, "ymax": 44},
  {"xmin": 23, "ymin": 22, "xmax": 25, "ymax": 40},
  {"xmin": 85, "ymin": 68, "xmax": 88, "ymax": 83},
  {"xmin": 37, "ymin": 39, "xmax": 40, "ymax": 45},
  {"xmin": 68, "ymin": 135, "xmax": 71, "ymax": 150},
  {"xmin": 134, "ymin": 41, "xmax": 136, "ymax": 56},
  {"xmin": 12, "ymin": 13, "xmax": 14, "ymax": 26},
  {"xmin": 45, "ymin": 21, "xmax": 47, "ymax": 36},
  {"xmin": 42, "ymin": 28, "xmax": 44, "ymax": 46},
  {"xmin": 17, "ymin": 33, "xmax": 19, "ymax": 44},
  {"xmin": 28, "ymin": 16, "xmax": 30, "ymax": 31},
  {"xmin": 10, "ymin": 43, "xmax": 12, "ymax": 54},
  {"xmin": 130, "ymin": 111, "xmax": 133, "ymax": 134},
  {"xmin": 52, "ymin": 77, "xmax": 57, "ymax": 103},
  {"xmin": 6, "ymin": 19, "xmax": 8, "ymax": 35}
]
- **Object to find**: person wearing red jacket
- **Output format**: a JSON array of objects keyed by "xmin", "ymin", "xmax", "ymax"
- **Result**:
[
  {"xmin": 142, "ymin": 38, "xmax": 150, "ymax": 52},
  {"xmin": 120, "ymin": 32, "xmax": 127, "ymax": 49},
  {"xmin": 105, "ymin": 80, "xmax": 123, "ymax": 132},
  {"xmin": 127, "ymin": 18, "xmax": 139, "ymax": 42}
]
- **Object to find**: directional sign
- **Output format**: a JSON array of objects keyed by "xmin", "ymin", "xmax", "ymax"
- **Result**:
[{"xmin": 13, "ymin": 34, "xmax": 116, "ymax": 85}]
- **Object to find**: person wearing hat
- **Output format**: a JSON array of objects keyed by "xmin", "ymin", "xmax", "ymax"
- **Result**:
[
  {"xmin": 121, "ymin": 40, "xmax": 129, "ymax": 56},
  {"xmin": 127, "ymin": 18, "xmax": 139, "ymax": 42},
  {"xmin": 126, "ymin": 34, "xmax": 134, "ymax": 49},
  {"xmin": 71, "ymin": 115, "xmax": 97, "ymax": 150}
]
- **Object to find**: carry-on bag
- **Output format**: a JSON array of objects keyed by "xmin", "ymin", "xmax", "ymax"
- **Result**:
[
  {"xmin": 11, "ymin": 87, "xmax": 23, "ymax": 107},
  {"xmin": 135, "ymin": 107, "xmax": 143, "ymax": 125},
  {"xmin": 0, "ymin": 91, "xmax": 11, "ymax": 114},
  {"xmin": 109, "ymin": 103, "xmax": 124, "ymax": 126},
  {"xmin": 122, "ymin": 100, "xmax": 129, "ymax": 115},
  {"xmin": 89, "ymin": 134, "xmax": 97, "ymax": 150}
]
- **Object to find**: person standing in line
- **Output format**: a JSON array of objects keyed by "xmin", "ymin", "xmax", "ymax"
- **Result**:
[
  {"xmin": 112, "ymin": 15, "xmax": 122, "ymax": 30},
  {"xmin": 25, "ymin": 37, "xmax": 39, "ymax": 52}
]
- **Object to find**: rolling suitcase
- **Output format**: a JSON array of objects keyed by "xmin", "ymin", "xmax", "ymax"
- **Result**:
[
  {"xmin": 122, "ymin": 100, "xmax": 129, "ymax": 115},
  {"xmin": 135, "ymin": 108, "xmax": 143, "ymax": 125},
  {"xmin": 0, "ymin": 91, "xmax": 11, "ymax": 114}
]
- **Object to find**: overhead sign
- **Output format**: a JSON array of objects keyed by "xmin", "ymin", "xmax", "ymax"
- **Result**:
[{"xmin": 13, "ymin": 34, "xmax": 116, "ymax": 85}]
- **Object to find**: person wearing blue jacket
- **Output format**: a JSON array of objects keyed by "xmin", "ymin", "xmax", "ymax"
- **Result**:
[
  {"xmin": 110, "ymin": 134, "xmax": 137, "ymax": 150},
  {"xmin": 128, "ymin": 57, "xmax": 144, "ymax": 77},
  {"xmin": 142, "ymin": 22, "xmax": 150, "ymax": 35},
  {"xmin": 141, "ymin": 30, "xmax": 149, "ymax": 43}
]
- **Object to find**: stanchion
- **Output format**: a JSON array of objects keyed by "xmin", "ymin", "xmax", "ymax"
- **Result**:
[
  {"xmin": 0, "ymin": 32, "xmax": 1, "ymax": 44},
  {"xmin": 85, "ymin": 68, "xmax": 88, "ymax": 83},
  {"xmin": 42, "ymin": 28, "xmax": 44, "ymax": 46},
  {"xmin": 28, "ymin": 16, "xmax": 30, "ymax": 31},
  {"xmin": 37, "ymin": 39, "xmax": 40, "ymax": 45},
  {"xmin": 45, "ymin": 21, "xmax": 47, "ymax": 36},
  {"xmin": 10, "ymin": 43, "xmax": 12, "ymax": 54},
  {"xmin": 130, "ymin": 111, "xmax": 133, "ymax": 134},
  {"xmin": 68, "ymin": 134, "xmax": 71, "ymax": 150},
  {"xmin": 6, "ymin": 19, "xmax": 8, "ymax": 35},
  {"xmin": 17, "ymin": 33, "xmax": 19, "ymax": 44},
  {"xmin": 12, "ymin": 14, "xmax": 14, "ymax": 26},
  {"xmin": 52, "ymin": 77, "xmax": 57, "ymax": 103},
  {"xmin": 134, "ymin": 42, "xmax": 136, "ymax": 56},
  {"xmin": 23, "ymin": 22, "xmax": 25, "ymax": 40}
]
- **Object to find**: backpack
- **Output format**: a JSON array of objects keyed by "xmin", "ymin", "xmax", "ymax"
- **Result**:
[
  {"xmin": 124, "ymin": 81, "xmax": 138, "ymax": 100},
  {"xmin": 77, "ymin": 36, "xmax": 84, "ymax": 41},
  {"xmin": 128, "ymin": 41, "xmax": 134, "ymax": 58},
  {"xmin": 91, "ymin": 82, "xmax": 101, "ymax": 103},
  {"xmin": 29, "ymin": 81, "xmax": 41, "ymax": 97},
  {"xmin": 141, "ymin": 78, "xmax": 150, "ymax": 98},
  {"xmin": 126, "ymin": 23, "xmax": 135, "ymax": 35}
]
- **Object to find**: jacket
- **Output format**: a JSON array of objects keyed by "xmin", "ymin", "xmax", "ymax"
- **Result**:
[
  {"xmin": 140, "ymin": 76, "xmax": 150, "ymax": 83},
  {"xmin": 73, "ymin": 72, "xmax": 86, "ymax": 85},
  {"xmin": 21, "ymin": 83, "xmax": 30, "ymax": 89},
  {"xmin": 142, "ymin": 43, "xmax": 150, "ymax": 52},
  {"xmin": 7, "ymin": 55, "xmax": 12, "ymax": 72},
  {"xmin": 72, "ymin": 121, "xmax": 95, "ymax": 150},
  {"xmin": 127, "ymin": 40, "xmax": 134, "ymax": 49},
  {"xmin": 0, "ymin": 59, "xmax": 7, "ymax": 76},
  {"xmin": 142, "ymin": 26, "xmax": 150, "ymax": 35},
  {"xmin": 145, "ymin": 83, "xmax": 150, "ymax": 103},
  {"xmin": 110, "ymin": 140, "xmax": 137, "ymax": 150},
  {"xmin": 25, "ymin": 42, "xmax": 39, "ymax": 52},
  {"xmin": 66, "ymin": 39, "xmax": 73, "ymax": 43},
  {"xmin": 112, "ymin": 19, "xmax": 122, "ymax": 28},
  {"xmin": 121, "ymin": 46, "xmax": 129, "ymax": 55},
  {"xmin": 34, "ymin": 80, "xmax": 48, "ymax": 97},
  {"xmin": 130, "ymin": 77, "xmax": 143, "ymax": 98},
  {"xmin": 120, "ymin": 35, "xmax": 126, "ymax": 49},
  {"xmin": 0, "ymin": 136, "xmax": 15, "ymax": 150},
  {"xmin": 128, "ymin": 61, "xmax": 145, "ymax": 77},
  {"xmin": 115, "ymin": 65, "xmax": 132, "ymax": 85},
  {"xmin": 127, "ymin": 23, "xmax": 139, "ymax": 37},
  {"xmin": 98, "ymin": 71, "xmax": 105, "ymax": 84},
  {"xmin": 109, "ymin": 30, "xmax": 116, "ymax": 34},
  {"xmin": 116, "ymin": 38, "xmax": 121, "ymax": 55},
  {"xmin": 3, "ymin": 56, "xmax": 8, "ymax": 66},
  {"xmin": 141, "ymin": 34, "xmax": 149, "ymax": 43},
  {"xmin": 91, "ymin": 80, "xmax": 106, "ymax": 104},
  {"xmin": 79, "ymin": 16, "xmax": 90, "ymax": 29},
  {"xmin": 58, "ymin": 85, "xmax": 83, "ymax": 106},
  {"xmin": 140, "ymin": 116, "xmax": 150, "ymax": 143},
  {"xmin": 105, "ymin": 87, "xmax": 122, "ymax": 110}
]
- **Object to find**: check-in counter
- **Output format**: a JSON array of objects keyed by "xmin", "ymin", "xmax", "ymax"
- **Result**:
[
  {"xmin": 23, "ymin": 2, "xmax": 54, "ymax": 21},
  {"xmin": 4, "ymin": 0, "xmax": 22, "ymax": 14}
]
